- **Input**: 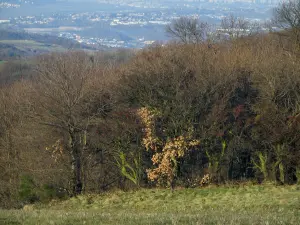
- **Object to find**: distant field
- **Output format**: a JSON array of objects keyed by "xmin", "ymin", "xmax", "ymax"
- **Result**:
[
  {"xmin": 24, "ymin": 26, "xmax": 86, "ymax": 33},
  {"xmin": 0, "ymin": 40, "xmax": 65, "ymax": 52},
  {"xmin": 1, "ymin": 185, "xmax": 300, "ymax": 224}
]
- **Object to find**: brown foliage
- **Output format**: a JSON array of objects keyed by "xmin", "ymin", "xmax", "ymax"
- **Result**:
[{"xmin": 1, "ymin": 30, "xmax": 300, "ymax": 207}]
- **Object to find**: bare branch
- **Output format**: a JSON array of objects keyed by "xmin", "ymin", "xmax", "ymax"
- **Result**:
[{"xmin": 166, "ymin": 17, "xmax": 210, "ymax": 44}]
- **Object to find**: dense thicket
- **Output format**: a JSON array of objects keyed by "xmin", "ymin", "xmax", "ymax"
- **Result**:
[{"xmin": 1, "ymin": 29, "xmax": 300, "ymax": 208}]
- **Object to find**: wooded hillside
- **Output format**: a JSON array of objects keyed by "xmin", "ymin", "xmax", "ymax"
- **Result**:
[{"xmin": 1, "ymin": 4, "xmax": 300, "ymax": 208}]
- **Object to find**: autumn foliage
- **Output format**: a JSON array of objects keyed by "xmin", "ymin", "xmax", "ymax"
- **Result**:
[{"xmin": 1, "ymin": 26, "xmax": 300, "ymax": 207}]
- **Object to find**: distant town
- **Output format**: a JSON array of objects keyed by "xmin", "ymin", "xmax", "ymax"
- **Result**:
[{"xmin": 0, "ymin": 0, "xmax": 278, "ymax": 48}]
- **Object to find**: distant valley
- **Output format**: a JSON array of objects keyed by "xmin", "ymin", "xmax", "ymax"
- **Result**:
[{"xmin": 0, "ymin": 0, "xmax": 276, "ymax": 49}]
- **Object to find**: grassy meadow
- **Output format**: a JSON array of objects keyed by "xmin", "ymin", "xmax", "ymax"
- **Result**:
[{"xmin": 1, "ymin": 185, "xmax": 300, "ymax": 225}]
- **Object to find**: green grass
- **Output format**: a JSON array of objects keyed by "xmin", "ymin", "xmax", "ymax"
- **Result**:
[{"xmin": 1, "ymin": 185, "xmax": 300, "ymax": 224}]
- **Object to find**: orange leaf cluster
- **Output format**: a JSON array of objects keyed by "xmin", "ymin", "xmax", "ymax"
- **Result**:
[
  {"xmin": 45, "ymin": 139, "xmax": 64, "ymax": 162},
  {"xmin": 137, "ymin": 107, "xmax": 200, "ymax": 186}
]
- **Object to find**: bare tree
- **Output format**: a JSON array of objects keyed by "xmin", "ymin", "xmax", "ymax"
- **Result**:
[
  {"xmin": 33, "ymin": 51, "xmax": 113, "ymax": 195},
  {"xmin": 0, "ymin": 85, "xmax": 22, "ymax": 207},
  {"xmin": 274, "ymin": 0, "xmax": 300, "ymax": 46},
  {"xmin": 166, "ymin": 17, "xmax": 210, "ymax": 44},
  {"xmin": 274, "ymin": 0, "xmax": 300, "ymax": 29},
  {"xmin": 218, "ymin": 14, "xmax": 260, "ymax": 40}
]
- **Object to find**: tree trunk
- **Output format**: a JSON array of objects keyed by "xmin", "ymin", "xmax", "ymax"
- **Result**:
[{"xmin": 69, "ymin": 131, "xmax": 83, "ymax": 196}]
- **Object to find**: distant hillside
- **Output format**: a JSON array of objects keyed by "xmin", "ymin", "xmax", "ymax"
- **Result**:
[
  {"xmin": 0, "ymin": 43, "xmax": 27, "ymax": 59},
  {"xmin": 0, "ymin": 29, "xmax": 106, "ymax": 60}
]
